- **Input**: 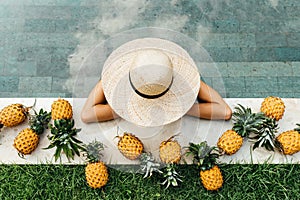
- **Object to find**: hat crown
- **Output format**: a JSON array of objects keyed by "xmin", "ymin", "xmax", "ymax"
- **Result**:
[{"xmin": 129, "ymin": 50, "xmax": 173, "ymax": 97}]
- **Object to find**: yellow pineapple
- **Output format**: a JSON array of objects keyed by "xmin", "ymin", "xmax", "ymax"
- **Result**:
[
  {"xmin": 217, "ymin": 104, "xmax": 270, "ymax": 155},
  {"xmin": 200, "ymin": 165, "xmax": 223, "ymax": 191},
  {"xmin": 276, "ymin": 125, "xmax": 300, "ymax": 155},
  {"xmin": 51, "ymin": 98, "xmax": 73, "ymax": 120},
  {"xmin": 261, "ymin": 96, "xmax": 285, "ymax": 121},
  {"xmin": 117, "ymin": 132, "xmax": 144, "ymax": 160},
  {"xmin": 187, "ymin": 141, "xmax": 223, "ymax": 191},
  {"xmin": 159, "ymin": 135, "xmax": 181, "ymax": 164},
  {"xmin": 217, "ymin": 130, "xmax": 243, "ymax": 155},
  {"xmin": 14, "ymin": 109, "xmax": 51, "ymax": 156},
  {"xmin": 14, "ymin": 128, "xmax": 39, "ymax": 155},
  {"xmin": 0, "ymin": 103, "xmax": 28, "ymax": 128},
  {"xmin": 84, "ymin": 140, "xmax": 109, "ymax": 189}
]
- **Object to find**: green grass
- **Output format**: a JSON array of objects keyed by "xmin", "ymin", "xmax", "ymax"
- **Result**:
[{"xmin": 0, "ymin": 164, "xmax": 299, "ymax": 200}]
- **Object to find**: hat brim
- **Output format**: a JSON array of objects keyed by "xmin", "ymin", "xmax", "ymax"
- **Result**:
[{"xmin": 102, "ymin": 38, "xmax": 200, "ymax": 127}]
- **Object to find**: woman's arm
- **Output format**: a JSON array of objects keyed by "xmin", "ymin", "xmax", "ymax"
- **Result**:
[
  {"xmin": 186, "ymin": 81, "xmax": 232, "ymax": 120},
  {"xmin": 81, "ymin": 80, "xmax": 119, "ymax": 123}
]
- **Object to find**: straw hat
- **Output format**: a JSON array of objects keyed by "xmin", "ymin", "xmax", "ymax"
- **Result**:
[{"xmin": 102, "ymin": 38, "xmax": 200, "ymax": 127}]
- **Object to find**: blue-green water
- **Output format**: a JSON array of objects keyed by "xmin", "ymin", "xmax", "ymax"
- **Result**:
[{"xmin": 0, "ymin": 0, "xmax": 299, "ymax": 98}]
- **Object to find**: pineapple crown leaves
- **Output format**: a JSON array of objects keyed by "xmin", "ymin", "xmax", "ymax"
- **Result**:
[
  {"xmin": 250, "ymin": 117, "xmax": 280, "ymax": 152},
  {"xmin": 232, "ymin": 104, "xmax": 268, "ymax": 137},
  {"xmin": 23, "ymin": 98, "xmax": 37, "ymax": 117},
  {"xmin": 139, "ymin": 152, "xmax": 162, "ymax": 178},
  {"xmin": 44, "ymin": 119, "xmax": 85, "ymax": 162},
  {"xmin": 29, "ymin": 108, "xmax": 51, "ymax": 135},
  {"xmin": 185, "ymin": 141, "xmax": 220, "ymax": 171},
  {"xmin": 82, "ymin": 140, "xmax": 105, "ymax": 163},
  {"xmin": 160, "ymin": 164, "xmax": 183, "ymax": 189},
  {"xmin": 294, "ymin": 124, "xmax": 300, "ymax": 133}
]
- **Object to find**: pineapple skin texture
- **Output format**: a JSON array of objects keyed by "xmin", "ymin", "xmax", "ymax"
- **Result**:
[
  {"xmin": 14, "ymin": 128, "xmax": 39, "ymax": 155},
  {"xmin": 51, "ymin": 99, "xmax": 73, "ymax": 120},
  {"xmin": 217, "ymin": 130, "xmax": 243, "ymax": 155},
  {"xmin": 261, "ymin": 96, "xmax": 285, "ymax": 121},
  {"xmin": 159, "ymin": 140, "xmax": 181, "ymax": 164},
  {"xmin": 0, "ymin": 104, "xmax": 26, "ymax": 127},
  {"xmin": 276, "ymin": 130, "xmax": 300, "ymax": 155},
  {"xmin": 85, "ymin": 162, "xmax": 109, "ymax": 189},
  {"xmin": 117, "ymin": 133, "xmax": 144, "ymax": 160},
  {"xmin": 200, "ymin": 165, "xmax": 223, "ymax": 191}
]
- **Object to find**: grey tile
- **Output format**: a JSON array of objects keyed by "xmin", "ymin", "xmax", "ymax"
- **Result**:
[
  {"xmin": 0, "ymin": 76, "xmax": 19, "ymax": 92},
  {"xmin": 36, "ymin": 62, "xmax": 70, "ymax": 78},
  {"xmin": 285, "ymin": 6, "xmax": 300, "ymax": 18},
  {"xmin": 274, "ymin": 47, "xmax": 300, "ymax": 61},
  {"xmin": 3, "ymin": 61, "xmax": 37, "ymax": 76},
  {"xmin": 197, "ymin": 62, "xmax": 227, "ymax": 77},
  {"xmin": 201, "ymin": 33, "xmax": 256, "ymax": 48},
  {"xmin": 224, "ymin": 77, "xmax": 246, "ymax": 92},
  {"xmin": 24, "ymin": 19, "xmax": 56, "ymax": 33},
  {"xmin": 23, "ymin": 33, "xmax": 78, "ymax": 48},
  {"xmin": 243, "ymin": 62, "xmax": 293, "ymax": 77},
  {"xmin": 255, "ymin": 33, "xmax": 287, "ymax": 47},
  {"xmin": 250, "ymin": 48, "xmax": 276, "ymax": 62},
  {"xmin": 292, "ymin": 62, "xmax": 300, "ymax": 75},
  {"xmin": 278, "ymin": 77, "xmax": 295, "ymax": 93},
  {"xmin": 0, "ymin": 92, "xmax": 70, "ymax": 98},
  {"xmin": 23, "ymin": 5, "xmax": 73, "ymax": 19},
  {"xmin": 206, "ymin": 47, "xmax": 249, "ymax": 62},
  {"xmin": 51, "ymin": 77, "xmax": 71, "ymax": 93},
  {"xmin": 287, "ymin": 33, "xmax": 300, "ymax": 47},
  {"xmin": 211, "ymin": 19, "xmax": 240, "ymax": 33},
  {"xmin": 18, "ymin": 76, "xmax": 52, "ymax": 93},
  {"xmin": 245, "ymin": 76, "xmax": 278, "ymax": 93}
]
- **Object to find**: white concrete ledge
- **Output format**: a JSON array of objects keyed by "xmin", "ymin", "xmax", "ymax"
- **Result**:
[{"xmin": 0, "ymin": 98, "xmax": 299, "ymax": 165}]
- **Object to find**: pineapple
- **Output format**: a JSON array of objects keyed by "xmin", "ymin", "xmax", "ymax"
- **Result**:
[
  {"xmin": 217, "ymin": 130, "xmax": 243, "ymax": 155},
  {"xmin": 139, "ymin": 152, "xmax": 162, "ymax": 178},
  {"xmin": 83, "ymin": 140, "xmax": 109, "ymax": 189},
  {"xmin": 0, "ymin": 103, "xmax": 29, "ymax": 128},
  {"xmin": 45, "ymin": 119, "xmax": 84, "ymax": 162},
  {"xmin": 275, "ymin": 124, "xmax": 300, "ymax": 155},
  {"xmin": 159, "ymin": 135, "xmax": 181, "ymax": 164},
  {"xmin": 14, "ymin": 109, "xmax": 51, "ymax": 156},
  {"xmin": 160, "ymin": 164, "xmax": 183, "ymax": 189},
  {"xmin": 217, "ymin": 104, "xmax": 269, "ymax": 155},
  {"xmin": 117, "ymin": 132, "xmax": 144, "ymax": 160},
  {"xmin": 261, "ymin": 96, "xmax": 285, "ymax": 121},
  {"xmin": 51, "ymin": 98, "xmax": 73, "ymax": 120},
  {"xmin": 186, "ymin": 141, "xmax": 223, "ymax": 191},
  {"xmin": 200, "ymin": 165, "xmax": 223, "ymax": 191},
  {"xmin": 138, "ymin": 152, "xmax": 183, "ymax": 189},
  {"xmin": 251, "ymin": 117, "xmax": 279, "ymax": 151}
]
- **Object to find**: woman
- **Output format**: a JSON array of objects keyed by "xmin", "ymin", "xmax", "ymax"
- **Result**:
[
  {"xmin": 81, "ymin": 80, "xmax": 232, "ymax": 123},
  {"xmin": 81, "ymin": 38, "xmax": 232, "ymax": 125}
]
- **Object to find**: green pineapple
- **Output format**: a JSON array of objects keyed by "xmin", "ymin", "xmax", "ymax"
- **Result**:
[
  {"xmin": 44, "ymin": 119, "xmax": 84, "ymax": 162},
  {"xmin": 160, "ymin": 164, "xmax": 183, "ymax": 189},
  {"xmin": 138, "ymin": 152, "xmax": 183, "ymax": 189},
  {"xmin": 139, "ymin": 152, "xmax": 162, "ymax": 178},
  {"xmin": 251, "ymin": 117, "xmax": 280, "ymax": 151}
]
